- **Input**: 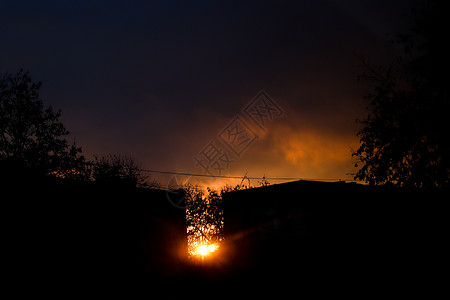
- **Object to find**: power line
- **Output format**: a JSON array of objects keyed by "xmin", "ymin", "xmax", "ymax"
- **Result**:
[{"xmin": 138, "ymin": 168, "xmax": 344, "ymax": 182}]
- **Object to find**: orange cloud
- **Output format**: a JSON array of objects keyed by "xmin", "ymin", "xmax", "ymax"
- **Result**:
[
  {"xmin": 221, "ymin": 121, "xmax": 360, "ymax": 182},
  {"xmin": 273, "ymin": 124, "xmax": 359, "ymax": 179}
]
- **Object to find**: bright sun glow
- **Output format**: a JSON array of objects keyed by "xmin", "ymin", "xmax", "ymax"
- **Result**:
[
  {"xmin": 194, "ymin": 243, "xmax": 218, "ymax": 257},
  {"xmin": 197, "ymin": 245, "xmax": 208, "ymax": 256}
]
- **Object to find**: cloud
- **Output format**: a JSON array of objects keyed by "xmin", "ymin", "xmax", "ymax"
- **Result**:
[
  {"xmin": 274, "ymin": 123, "xmax": 358, "ymax": 177},
  {"xmin": 222, "ymin": 120, "xmax": 360, "ymax": 181}
]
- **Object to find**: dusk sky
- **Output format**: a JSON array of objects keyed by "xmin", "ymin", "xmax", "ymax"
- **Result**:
[{"xmin": 0, "ymin": 0, "xmax": 418, "ymax": 187}]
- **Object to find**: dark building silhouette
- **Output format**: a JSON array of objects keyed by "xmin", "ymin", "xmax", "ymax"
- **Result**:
[
  {"xmin": 3, "ymin": 180, "xmax": 187, "ymax": 293},
  {"xmin": 222, "ymin": 180, "xmax": 445, "ymax": 283},
  {"xmin": 3, "ymin": 177, "xmax": 444, "ymax": 297}
]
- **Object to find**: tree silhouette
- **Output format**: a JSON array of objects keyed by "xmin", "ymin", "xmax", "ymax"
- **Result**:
[
  {"xmin": 353, "ymin": 1, "xmax": 449, "ymax": 190},
  {"xmin": 0, "ymin": 70, "xmax": 86, "ymax": 179},
  {"xmin": 92, "ymin": 154, "xmax": 149, "ymax": 187},
  {"xmin": 184, "ymin": 184, "xmax": 224, "ymax": 257}
]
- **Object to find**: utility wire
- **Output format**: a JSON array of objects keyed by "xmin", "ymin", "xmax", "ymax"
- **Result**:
[{"xmin": 138, "ymin": 168, "xmax": 344, "ymax": 182}]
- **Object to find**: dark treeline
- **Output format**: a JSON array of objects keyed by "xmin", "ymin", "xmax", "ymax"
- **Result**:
[{"xmin": 0, "ymin": 69, "xmax": 155, "ymax": 188}]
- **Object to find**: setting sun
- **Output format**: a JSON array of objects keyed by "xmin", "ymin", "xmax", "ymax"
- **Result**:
[
  {"xmin": 197, "ymin": 245, "xmax": 208, "ymax": 256},
  {"xmin": 194, "ymin": 243, "xmax": 218, "ymax": 257}
]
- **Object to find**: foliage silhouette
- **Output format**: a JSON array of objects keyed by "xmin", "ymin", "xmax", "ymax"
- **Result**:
[
  {"xmin": 0, "ymin": 70, "xmax": 86, "ymax": 180},
  {"xmin": 353, "ymin": 0, "xmax": 449, "ymax": 190},
  {"xmin": 92, "ymin": 154, "xmax": 151, "ymax": 187},
  {"xmin": 182, "ymin": 184, "xmax": 224, "ymax": 257}
]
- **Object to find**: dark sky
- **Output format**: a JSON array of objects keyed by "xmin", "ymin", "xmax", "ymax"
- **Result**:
[{"xmin": 0, "ymin": 0, "xmax": 418, "ymax": 187}]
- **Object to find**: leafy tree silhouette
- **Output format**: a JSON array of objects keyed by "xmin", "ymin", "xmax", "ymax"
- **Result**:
[
  {"xmin": 92, "ymin": 154, "xmax": 151, "ymax": 187},
  {"xmin": 184, "ymin": 184, "xmax": 224, "ymax": 257},
  {"xmin": 0, "ymin": 70, "xmax": 86, "ymax": 180},
  {"xmin": 353, "ymin": 0, "xmax": 449, "ymax": 190}
]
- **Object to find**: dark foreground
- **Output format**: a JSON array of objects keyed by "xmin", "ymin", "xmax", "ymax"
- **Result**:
[{"xmin": 2, "ymin": 179, "xmax": 446, "ymax": 298}]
